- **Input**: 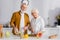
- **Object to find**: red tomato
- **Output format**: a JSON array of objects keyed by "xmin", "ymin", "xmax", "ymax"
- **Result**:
[{"xmin": 37, "ymin": 32, "xmax": 42, "ymax": 37}]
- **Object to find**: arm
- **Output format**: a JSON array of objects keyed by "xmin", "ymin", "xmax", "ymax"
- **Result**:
[
  {"xmin": 10, "ymin": 13, "xmax": 16, "ymax": 27},
  {"xmin": 24, "ymin": 14, "xmax": 30, "ymax": 34},
  {"xmin": 28, "ymin": 19, "xmax": 34, "ymax": 33},
  {"xmin": 40, "ymin": 17, "xmax": 45, "ymax": 33},
  {"xmin": 25, "ymin": 14, "xmax": 30, "ymax": 28},
  {"xmin": 10, "ymin": 13, "xmax": 19, "ymax": 35},
  {"xmin": 41, "ymin": 18, "xmax": 45, "ymax": 29},
  {"xmin": 27, "ymin": 15, "xmax": 30, "ymax": 27}
]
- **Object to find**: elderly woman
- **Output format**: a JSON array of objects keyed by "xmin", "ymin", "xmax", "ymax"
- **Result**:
[{"xmin": 30, "ymin": 9, "xmax": 45, "ymax": 36}]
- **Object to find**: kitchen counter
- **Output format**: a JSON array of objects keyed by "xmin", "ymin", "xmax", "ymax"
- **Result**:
[{"xmin": 0, "ymin": 27, "xmax": 60, "ymax": 40}]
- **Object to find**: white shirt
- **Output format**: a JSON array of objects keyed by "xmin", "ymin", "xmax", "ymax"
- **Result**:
[
  {"xmin": 31, "ymin": 16, "xmax": 45, "ymax": 34},
  {"xmin": 20, "ymin": 11, "xmax": 25, "ymax": 33}
]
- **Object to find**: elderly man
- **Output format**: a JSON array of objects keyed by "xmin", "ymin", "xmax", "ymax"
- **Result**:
[
  {"xmin": 10, "ymin": 1, "xmax": 30, "ymax": 35},
  {"xmin": 31, "ymin": 9, "xmax": 45, "ymax": 36}
]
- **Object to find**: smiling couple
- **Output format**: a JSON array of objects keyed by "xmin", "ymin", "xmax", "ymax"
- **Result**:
[{"xmin": 10, "ymin": 1, "xmax": 45, "ymax": 36}]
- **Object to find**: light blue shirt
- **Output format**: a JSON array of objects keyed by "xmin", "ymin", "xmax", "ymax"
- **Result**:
[{"xmin": 31, "ymin": 16, "xmax": 45, "ymax": 34}]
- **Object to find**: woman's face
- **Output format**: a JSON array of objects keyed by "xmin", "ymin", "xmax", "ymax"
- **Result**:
[{"xmin": 32, "ymin": 12, "xmax": 38, "ymax": 18}]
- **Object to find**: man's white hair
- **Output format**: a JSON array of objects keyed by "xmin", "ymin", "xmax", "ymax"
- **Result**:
[
  {"xmin": 22, "ymin": 0, "xmax": 28, "ymax": 6},
  {"xmin": 31, "ymin": 8, "xmax": 39, "ymax": 14}
]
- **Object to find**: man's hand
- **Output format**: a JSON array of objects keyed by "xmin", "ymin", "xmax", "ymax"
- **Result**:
[
  {"xmin": 24, "ymin": 26, "xmax": 28, "ymax": 30},
  {"xmin": 13, "ymin": 26, "xmax": 19, "ymax": 34}
]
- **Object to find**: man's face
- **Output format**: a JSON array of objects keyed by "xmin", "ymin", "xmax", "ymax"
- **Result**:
[
  {"xmin": 32, "ymin": 12, "xmax": 38, "ymax": 18},
  {"xmin": 21, "ymin": 4, "xmax": 27, "ymax": 11}
]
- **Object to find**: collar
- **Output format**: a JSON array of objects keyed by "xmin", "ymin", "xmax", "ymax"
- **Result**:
[{"xmin": 18, "ymin": 10, "xmax": 27, "ymax": 15}]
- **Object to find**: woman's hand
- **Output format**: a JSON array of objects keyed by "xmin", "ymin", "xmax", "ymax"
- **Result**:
[
  {"xmin": 31, "ymin": 29, "xmax": 34, "ymax": 33},
  {"xmin": 36, "ymin": 32, "xmax": 42, "ymax": 37}
]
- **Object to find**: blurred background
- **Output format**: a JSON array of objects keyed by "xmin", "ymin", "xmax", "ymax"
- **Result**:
[{"xmin": 0, "ymin": 0, "xmax": 60, "ymax": 27}]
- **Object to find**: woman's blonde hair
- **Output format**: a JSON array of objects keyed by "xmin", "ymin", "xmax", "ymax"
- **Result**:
[{"xmin": 31, "ymin": 8, "xmax": 39, "ymax": 14}]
